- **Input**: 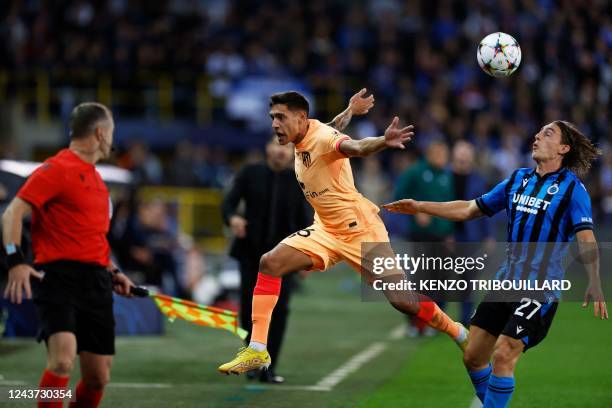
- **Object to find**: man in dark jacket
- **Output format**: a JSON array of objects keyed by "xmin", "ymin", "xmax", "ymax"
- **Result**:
[{"xmin": 222, "ymin": 137, "xmax": 311, "ymax": 383}]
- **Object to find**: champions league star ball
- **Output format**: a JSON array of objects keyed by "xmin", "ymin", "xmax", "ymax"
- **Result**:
[{"xmin": 477, "ymin": 32, "xmax": 522, "ymax": 77}]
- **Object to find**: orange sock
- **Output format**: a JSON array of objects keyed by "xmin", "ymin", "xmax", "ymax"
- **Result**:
[
  {"xmin": 69, "ymin": 381, "xmax": 104, "ymax": 408},
  {"xmin": 250, "ymin": 273, "xmax": 282, "ymax": 345},
  {"xmin": 417, "ymin": 302, "xmax": 460, "ymax": 339},
  {"xmin": 38, "ymin": 369, "xmax": 69, "ymax": 408}
]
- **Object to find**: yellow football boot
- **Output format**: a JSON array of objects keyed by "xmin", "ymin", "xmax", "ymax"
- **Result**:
[{"xmin": 218, "ymin": 347, "xmax": 271, "ymax": 375}]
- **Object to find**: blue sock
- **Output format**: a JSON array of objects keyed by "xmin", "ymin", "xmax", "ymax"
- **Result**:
[
  {"xmin": 468, "ymin": 363, "xmax": 492, "ymax": 402},
  {"xmin": 484, "ymin": 374, "xmax": 515, "ymax": 408}
]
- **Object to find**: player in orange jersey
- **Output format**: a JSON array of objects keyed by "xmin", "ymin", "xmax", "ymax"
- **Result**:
[{"xmin": 219, "ymin": 90, "xmax": 468, "ymax": 375}]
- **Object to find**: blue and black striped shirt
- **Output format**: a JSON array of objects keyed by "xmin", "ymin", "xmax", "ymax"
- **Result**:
[{"xmin": 476, "ymin": 167, "xmax": 593, "ymax": 283}]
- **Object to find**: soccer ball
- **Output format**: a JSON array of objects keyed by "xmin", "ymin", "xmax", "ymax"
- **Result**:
[{"xmin": 477, "ymin": 32, "xmax": 521, "ymax": 77}]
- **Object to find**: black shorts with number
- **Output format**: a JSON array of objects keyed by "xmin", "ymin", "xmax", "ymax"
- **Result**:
[
  {"xmin": 32, "ymin": 261, "xmax": 115, "ymax": 355},
  {"xmin": 470, "ymin": 292, "xmax": 558, "ymax": 352}
]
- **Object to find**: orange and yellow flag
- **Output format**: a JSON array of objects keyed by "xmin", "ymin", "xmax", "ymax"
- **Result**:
[{"xmin": 151, "ymin": 293, "xmax": 247, "ymax": 340}]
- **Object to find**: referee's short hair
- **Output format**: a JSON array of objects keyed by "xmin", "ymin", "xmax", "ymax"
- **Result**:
[{"xmin": 69, "ymin": 102, "xmax": 112, "ymax": 139}]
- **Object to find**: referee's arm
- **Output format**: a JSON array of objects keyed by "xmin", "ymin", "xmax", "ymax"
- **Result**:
[
  {"xmin": 2, "ymin": 197, "xmax": 43, "ymax": 303},
  {"xmin": 576, "ymin": 229, "xmax": 608, "ymax": 320}
]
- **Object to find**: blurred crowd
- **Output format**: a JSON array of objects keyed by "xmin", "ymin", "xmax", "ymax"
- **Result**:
[
  {"xmin": 2, "ymin": 0, "xmax": 610, "ymax": 182},
  {"xmin": 1, "ymin": 0, "xmax": 611, "ymax": 300}
]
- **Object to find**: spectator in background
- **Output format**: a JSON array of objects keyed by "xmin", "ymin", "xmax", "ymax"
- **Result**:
[
  {"xmin": 600, "ymin": 144, "xmax": 612, "ymax": 224},
  {"xmin": 356, "ymin": 156, "xmax": 391, "ymax": 205},
  {"xmin": 1, "ymin": 0, "xmax": 609, "ymax": 229},
  {"xmin": 451, "ymin": 140, "xmax": 495, "ymax": 326},
  {"xmin": 394, "ymin": 140, "xmax": 454, "ymax": 337},
  {"xmin": 193, "ymin": 145, "xmax": 232, "ymax": 188},
  {"xmin": 492, "ymin": 124, "xmax": 522, "ymax": 179},
  {"xmin": 168, "ymin": 140, "xmax": 197, "ymax": 186},
  {"xmin": 452, "ymin": 141, "xmax": 494, "ymax": 243},
  {"xmin": 395, "ymin": 141, "xmax": 454, "ymax": 243},
  {"xmin": 117, "ymin": 140, "xmax": 163, "ymax": 185},
  {"xmin": 382, "ymin": 150, "xmax": 418, "ymax": 239},
  {"xmin": 222, "ymin": 136, "xmax": 311, "ymax": 384},
  {"xmin": 116, "ymin": 199, "xmax": 184, "ymax": 297}
]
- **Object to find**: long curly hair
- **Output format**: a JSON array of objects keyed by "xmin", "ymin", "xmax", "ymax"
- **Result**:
[{"xmin": 554, "ymin": 120, "xmax": 601, "ymax": 176}]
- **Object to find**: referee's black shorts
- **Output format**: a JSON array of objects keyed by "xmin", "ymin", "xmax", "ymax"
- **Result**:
[{"xmin": 32, "ymin": 260, "xmax": 115, "ymax": 355}]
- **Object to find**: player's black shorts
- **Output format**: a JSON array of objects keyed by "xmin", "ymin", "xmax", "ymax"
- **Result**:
[
  {"xmin": 470, "ymin": 292, "xmax": 558, "ymax": 352},
  {"xmin": 32, "ymin": 260, "xmax": 115, "ymax": 355}
]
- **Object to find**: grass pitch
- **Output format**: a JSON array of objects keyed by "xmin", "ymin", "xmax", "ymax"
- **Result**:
[{"xmin": 1, "ymin": 266, "xmax": 610, "ymax": 407}]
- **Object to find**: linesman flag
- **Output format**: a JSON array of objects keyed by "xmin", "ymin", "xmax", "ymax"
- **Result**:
[{"xmin": 131, "ymin": 287, "xmax": 248, "ymax": 340}]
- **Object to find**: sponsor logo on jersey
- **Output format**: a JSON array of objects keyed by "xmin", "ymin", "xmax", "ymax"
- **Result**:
[
  {"xmin": 301, "ymin": 152, "xmax": 312, "ymax": 168},
  {"xmin": 512, "ymin": 193, "xmax": 551, "ymax": 214}
]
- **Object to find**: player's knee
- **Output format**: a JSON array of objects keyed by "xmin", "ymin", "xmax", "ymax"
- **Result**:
[
  {"xmin": 259, "ymin": 252, "xmax": 283, "ymax": 277},
  {"xmin": 48, "ymin": 358, "xmax": 74, "ymax": 376},
  {"xmin": 83, "ymin": 372, "xmax": 110, "ymax": 390},
  {"xmin": 463, "ymin": 348, "xmax": 487, "ymax": 371},
  {"xmin": 492, "ymin": 340, "xmax": 521, "ymax": 370}
]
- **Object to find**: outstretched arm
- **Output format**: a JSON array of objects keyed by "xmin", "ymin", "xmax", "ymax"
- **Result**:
[
  {"xmin": 327, "ymin": 88, "xmax": 374, "ymax": 131},
  {"xmin": 382, "ymin": 199, "xmax": 484, "ymax": 222},
  {"xmin": 339, "ymin": 116, "xmax": 414, "ymax": 157},
  {"xmin": 576, "ymin": 229, "xmax": 608, "ymax": 319}
]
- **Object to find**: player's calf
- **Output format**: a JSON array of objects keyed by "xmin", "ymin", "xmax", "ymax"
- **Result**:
[
  {"xmin": 389, "ymin": 300, "xmax": 419, "ymax": 315},
  {"xmin": 481, "ymin": 336, "xmax": 523, "ymax": 408},
  {"xmin": 464, "ymin": 346, "xmax": 492, "ymax": 403},
  {"xmin": 491, "ymin": 336, "xmax": 523, "ymax": 376}
]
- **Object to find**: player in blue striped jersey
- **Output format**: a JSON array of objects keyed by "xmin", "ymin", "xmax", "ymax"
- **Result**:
[{"xmin": 384, "ymin": 121, "xmax": 608, "ymax": 408}]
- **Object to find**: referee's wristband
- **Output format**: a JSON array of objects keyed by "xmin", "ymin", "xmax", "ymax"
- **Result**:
[{"xmin": 5, "ymin": 245, "xmax": 27, "ymax": 269}]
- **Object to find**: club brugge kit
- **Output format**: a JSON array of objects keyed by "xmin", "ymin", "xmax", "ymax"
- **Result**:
[{"xmin": 472, "ymin": 167, "xmax": 593, "ymax": 350}]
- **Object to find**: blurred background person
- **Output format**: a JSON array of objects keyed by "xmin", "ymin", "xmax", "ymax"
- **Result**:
[
  {"xmin": 356, "ymin": 156, "xmax": 392, "ymax": 205},
  {"xmin": 221, "ymin": 136, "xmax": 311, "ymax": 384},
  {"xmin": 394, "ymin": 140, "xmax": 454, "ymax": 337},
  {"xmin": 450, "ymin": 140, "xmax": 495, "ymax": 326}
]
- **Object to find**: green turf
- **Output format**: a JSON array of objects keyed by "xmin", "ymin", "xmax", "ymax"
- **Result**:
[
  {"xmin": 361, "ymin": 302, "xmax": 612, "ymax": 408},
  {"xmin": 1, "ymin": 267, "xmax": 611, "ymax": 407}
]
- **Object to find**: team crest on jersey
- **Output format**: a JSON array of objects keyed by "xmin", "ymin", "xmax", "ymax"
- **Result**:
[
  {"xmin": 546, "ymin": 184, "xmax": 559, "ymax": 195},
  {"xmin": 301, "ymin": 152, "xmax": 312, "ymax": 168}
]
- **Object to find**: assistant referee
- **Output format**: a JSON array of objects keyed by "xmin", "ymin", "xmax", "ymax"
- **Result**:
[{"xmin": 2, "ymin": 102, "xmax": 134, "ymax": 408}]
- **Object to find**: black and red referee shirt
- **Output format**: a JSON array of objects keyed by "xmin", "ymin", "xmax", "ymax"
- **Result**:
[{"xmin": 17, "ymin": 149, "xmax": 111, "ymax": 266}]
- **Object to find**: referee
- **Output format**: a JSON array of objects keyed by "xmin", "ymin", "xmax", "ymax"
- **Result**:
[
  {"xmin": 384, "ymin": 120, "xmax": 608, "ymax": 408},
  {"xmin": 2, "ymin": 102, "xmax": 134, "ymax": 408}
]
